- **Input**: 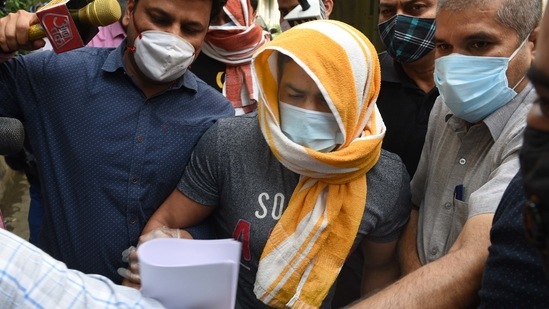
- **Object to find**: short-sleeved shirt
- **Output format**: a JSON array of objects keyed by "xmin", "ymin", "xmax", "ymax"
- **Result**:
[
  {"xmin": 478, "ymin": 172, "xmax": 549, "ymax": 308},
  {"xmin": 177, "ymin": 113, "xmax": 412, "ymax": 308},
  {"xmin": 411, "ymin": 84, "xmax": 536, "ymax": 264},
  {"xmin": 377, "ymin": 51, "xmax": 439, "ymax": 177},
  {"xmin": 0, "ymin": 44, "xmax": 235, "ymax": 282}
]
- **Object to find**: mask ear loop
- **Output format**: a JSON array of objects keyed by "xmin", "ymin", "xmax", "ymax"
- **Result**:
[
  {"xmin": 509, "ymin": 37, "xmax": 529, "ymax": 61},
  {"xmin": 510, "ymin": 37, "xmax": 530, "ymax": 90},
  {"xmin": 126, "ymin": 11, "xmax": 142, "ymax": 53}
]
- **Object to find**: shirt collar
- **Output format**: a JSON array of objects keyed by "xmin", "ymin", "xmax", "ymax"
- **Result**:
[
  {"xmin": 107, "ymin": 22, "xmax": 126, "ymax": 40},
  {"xmin": 379, "ymin": 51, "xmax": 433, "ymax": 93},
  {"xmin": 379, "ymin": 51, "xmax": 402, "ymax": 83},
  {"xmin": 445, "ymin": 83, "xmax": 534, "ymax": 140},
  {"xmin": 101, "ymin": 42, "xmax": 199, "ymax": 93},
  {"xmin": 483, "ymin": 83, "xmax": 533, "ymax": 139}
]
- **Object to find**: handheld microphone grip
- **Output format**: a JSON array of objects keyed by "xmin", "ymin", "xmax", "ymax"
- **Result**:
[
  {"xmin": 298, "ymin": 0, "xmax": 311, "ymax": 11},
  {"xmin": 0, "ymin": 117, "xmax": 24, "ymax": 155},
  {"xmin": 28, "ymin": 0, "xmax": 122, "ymax": 41}
]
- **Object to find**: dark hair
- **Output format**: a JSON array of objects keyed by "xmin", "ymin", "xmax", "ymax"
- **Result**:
[
  {"xmin": 211, "ymin": 0, "xmax": 228, "ymax": 21},
  {"xmin": 277, "ymin": 53, "xmax": 291, "ymax": 82},
  {"xmin": 133, "ymin": 0, "xmax": 227, "ymax": 22},
  {"xmin": 250, "ymin": 0, "xmax": 258, "ymax": 11}
]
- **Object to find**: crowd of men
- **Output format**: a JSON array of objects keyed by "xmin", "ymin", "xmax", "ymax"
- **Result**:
[{"xmin": 0, "ymin": 0, "xmax": 548, "ymax": 308}]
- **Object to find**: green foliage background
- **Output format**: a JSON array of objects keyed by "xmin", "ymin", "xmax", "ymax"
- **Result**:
[{"xmin": 1, "ymin": 0, "xmax": 42, "ymax": 18}]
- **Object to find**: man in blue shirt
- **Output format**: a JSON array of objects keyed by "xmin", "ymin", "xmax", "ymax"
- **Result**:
[{"xmin": 0, "ymin": 0, "xmax": 234, "ymax": 283}]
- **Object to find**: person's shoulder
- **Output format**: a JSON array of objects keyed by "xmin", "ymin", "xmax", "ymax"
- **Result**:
[
  {"xmin": 37, "ymin": 47, "xmax": 114, "ymax": 69},
  {"xmin": 378, "ymin": 50, "xmax": 389, "ymax": 60},
  {"xmin": 59, "ymin": 46, "xmax": 113, "ymax": 59},
  {"xmin": 13, "ymin": 46, "xmax": 110, "ymax": 72},
  {"xmin": 186, "ymin": 72, "xmax": 233, "ymax": 113},
  {"xmin": 377, "ymin": 149, "xmax": 406, "ymax": 169},
  {"xmin": 191, "ymin": 72, "xmax": 224, "ymax": 97},
  {"xmin": 200, "ymin": 112, "xmax": 261, "ymax": 151},
  {"xmin": 377, "ymin": 51, "xmax": 400, "ymax": 83},
  {"xmin": 215, "ymin": 111, "xmax": 258, "ymax": 131},
  {"xmin": 368, "ymin": 149, "xmax": 409, "ymax": 183},
  {"xmin": 364, "ymin": 150, "xmax": 412, "ymax": 237}
]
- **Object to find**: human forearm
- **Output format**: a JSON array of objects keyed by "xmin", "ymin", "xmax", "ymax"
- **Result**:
[
  {"xmin": 398, "ymin": 208, "xmax": 421, "ymax": 275},
  {"xmin": 349, "ymin": 246, "xmax": 486, "ymax": 308},
  {"xmin": 348, "ymin": 214, "xmax": 493, "ymax": 309},
  {"xmin": 142, "ymin": 188, "xmax": 212, "ymax": 235}
]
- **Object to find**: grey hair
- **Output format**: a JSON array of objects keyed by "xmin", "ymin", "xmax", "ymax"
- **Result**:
[{"xmin": 437, "ymin": 0, "xmax": 542, "ymax": 41}]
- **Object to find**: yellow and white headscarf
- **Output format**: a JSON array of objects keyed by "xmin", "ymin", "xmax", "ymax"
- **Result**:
[{"xmin": 252, "ymin": 20, "xmax": 385, "ymax": 308}]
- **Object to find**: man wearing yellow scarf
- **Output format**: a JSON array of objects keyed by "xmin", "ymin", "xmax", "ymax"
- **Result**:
[{"xmin": 130, "ymin": 20, "xmax": 412, "ymax": 308}]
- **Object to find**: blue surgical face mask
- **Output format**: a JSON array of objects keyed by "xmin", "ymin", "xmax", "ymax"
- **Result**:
[
  {"xmin": 434, "ymin": 39, "xmax": 527, "ymax": 123},
  {"xmin": 279, "ymin": 102, "xmax": 344, "ymax": 152}
]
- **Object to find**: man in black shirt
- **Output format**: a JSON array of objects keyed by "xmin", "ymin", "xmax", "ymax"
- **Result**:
[{"xmin": 376, "ymin": 0, "xmax": 438, "ymax": 178}]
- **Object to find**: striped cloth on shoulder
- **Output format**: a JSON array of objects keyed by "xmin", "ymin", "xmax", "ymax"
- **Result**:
[{"xmin": 252, "ymin": 20, "xmax": 385, "ymax": 308}]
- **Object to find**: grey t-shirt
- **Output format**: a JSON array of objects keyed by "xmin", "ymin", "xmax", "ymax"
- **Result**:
[{"xmin": 178, "ymin": 113, "xmax": 411, "ymax": 308}]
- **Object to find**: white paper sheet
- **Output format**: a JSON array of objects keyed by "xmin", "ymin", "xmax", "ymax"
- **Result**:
[{"xmin": 138, "ymin": 238, "xmax": 241, "ymax": 309}]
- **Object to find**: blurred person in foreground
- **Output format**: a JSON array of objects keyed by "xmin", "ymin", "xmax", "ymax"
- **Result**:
[
  {"xmin": 122, "ymin": 19, "xmax": 412, "ymax": 308},
  {"xmin": 347, "ymin": 0, "xmax": 541, "ymax": 307},
  {"xmin": 0, "ymin": 227, "xmax": 165, "ymax": 308},
  {"xmin": 0, "ymin": 0, "xmax": 234, "ymax": 283},
  {"xmin": 478, "ymin": 0, "xmax": 549, "ymax": 307}
]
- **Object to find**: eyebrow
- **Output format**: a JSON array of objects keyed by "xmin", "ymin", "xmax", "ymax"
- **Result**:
[
  {"xmin": 147, "ymin": 7, "xmax": 206, "ymax": 30},
  {"xmin": 435, "ymin": 32, "xmax": 498, "ymax": 44},
  {"xmin": 381, "ymin": 0, "xmax": 421, "ymax": 6},
  {"xmin": 284, "ymin": 83, "xmax": 305, "ymax": 93}
]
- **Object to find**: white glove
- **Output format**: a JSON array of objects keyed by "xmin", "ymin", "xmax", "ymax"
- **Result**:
[{"xmin": 118, "ymin": 227, "xmax": 181, "ymax": 283}]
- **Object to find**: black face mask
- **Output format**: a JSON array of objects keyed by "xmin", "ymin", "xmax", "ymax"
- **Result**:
[{"xmin": 521, "ymin": 125, "xmax": 549, "ymax": 275}]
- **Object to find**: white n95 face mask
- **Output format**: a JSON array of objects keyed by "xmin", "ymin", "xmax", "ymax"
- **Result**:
[
  {"xmin": 279, "ymin": 101, "xmax": 344, "ymax": 152},
  {"xmin": 131, "ymin": 30, "xmax": 196, "ymax": 83}
]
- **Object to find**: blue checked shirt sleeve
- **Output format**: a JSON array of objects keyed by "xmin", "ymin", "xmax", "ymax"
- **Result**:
[{"xmin": 0, "ymin": 229, "xmax": 165, "ymax": 309}]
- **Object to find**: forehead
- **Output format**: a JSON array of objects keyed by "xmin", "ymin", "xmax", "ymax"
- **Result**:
[
  {"xmin": 137, "ymin": 0, "xmax": 212, "ymax": 17},
  {"xmin": 379, "ymin": 0, "xmax": 436, "ymax": 5},
  {"xmin": 279, "ymin": 59, "xmax": 319, "ymax": 87},
  {"xmin": 435, "ymin": 2, "xmax": 514, "ymax": 42}
]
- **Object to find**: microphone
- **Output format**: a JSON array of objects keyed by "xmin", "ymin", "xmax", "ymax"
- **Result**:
[
  {"xmin": 28, "ymin": 0, "xmax": 121, "ymax": 42},
  {"xmin": 283, "ymin": 0, "xmax": 324, "ymax": 28},
  {"xmin": 66, "ymin": 0, "xmax": 94, "ymax": 10},
  {"xmin": 298, "ymin": 0, "xmax": 311, "ymax": 10},
  {"xmin": 0, "ymin": 117, "xmax": 24, "ymax": 156}
]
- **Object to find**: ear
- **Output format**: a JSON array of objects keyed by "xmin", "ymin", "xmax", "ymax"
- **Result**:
[
  {"xmin": 121, "ymin": 13, "xmax": 130, "ymax": 30},
  {"xmin": 324, "ymin": 0, "xmax": 334, "ymax": 18},
  {"xmin": 530, "ymin": 26, "xmax": 540, "ymax": 60},
  {"xmin": 126, "ymin": 0, "xmax": 135, "ymax": 19}
]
